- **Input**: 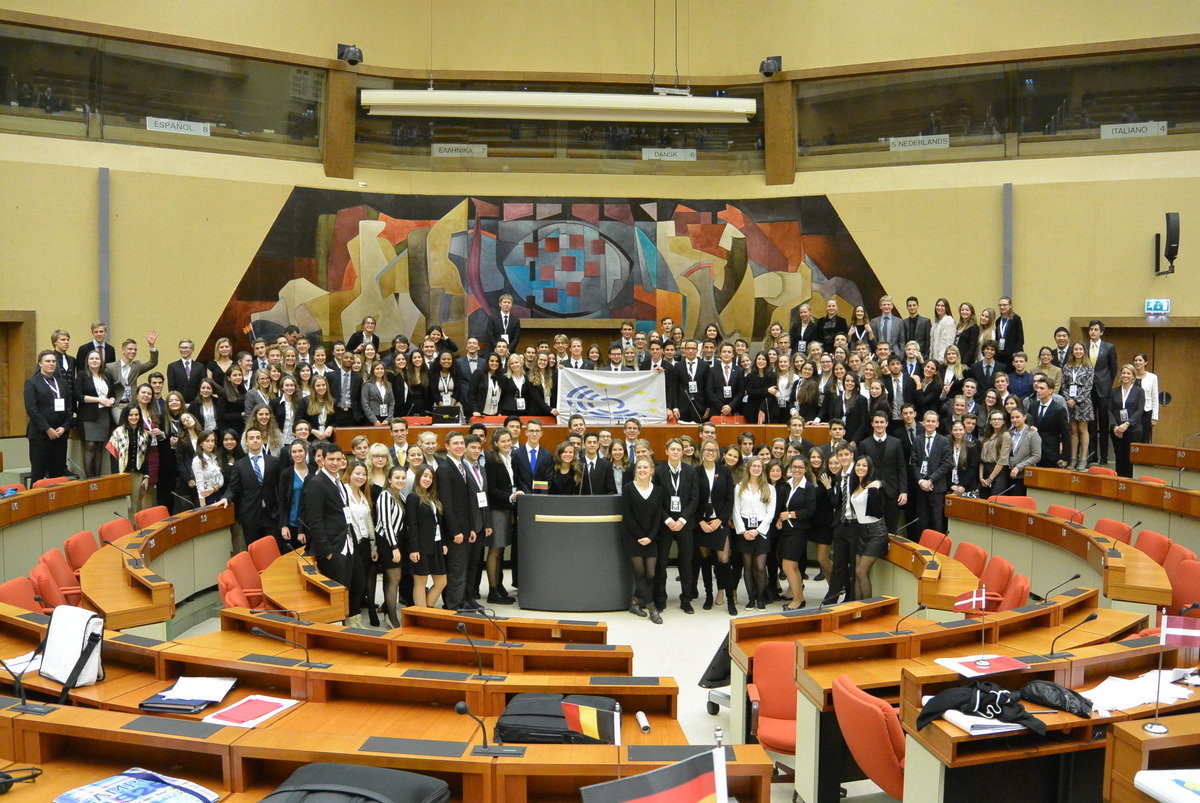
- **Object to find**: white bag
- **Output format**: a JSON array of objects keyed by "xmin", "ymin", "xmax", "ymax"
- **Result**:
[{"xmin": 39, "ymin": 605, "xmax": 104, "ymax": 701}]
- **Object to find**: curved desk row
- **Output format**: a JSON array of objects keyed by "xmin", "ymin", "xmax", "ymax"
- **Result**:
[
  {"xmin": 943, "ymin": 496, "xmax": 1170, "ymax": 614},
  {"xmin": 1130, "ymin": 442, "xmax": 1200, "ymax": 489},
  {"xmin": 1025, "ymin": 466, "xmax": 1200, "ymax": 557},
  {"xmin": 0, "ymin": 474, "xmax": 130, "ymax": 584}
]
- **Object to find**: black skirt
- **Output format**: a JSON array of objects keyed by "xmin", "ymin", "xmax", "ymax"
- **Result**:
[
  {"xmin": 411, "ymin": 548, "xmax": 446, "ymax": 576},
  {"xmin": 694, "ymin": 521, "xmax": 729, "ymax": 551},
  {"xmin": 732, "ymin": 521, "xmax": 771, "ymax": 556},
  {"xmin": 776, "ymin": 529, "xmax": 809, "ymax": 562}
]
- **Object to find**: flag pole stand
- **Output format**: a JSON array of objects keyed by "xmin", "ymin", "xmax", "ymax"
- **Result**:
[
  {"xmin": 1143, "ymin": 644, "xmax": 1169, "ymax": 734},
  {"xmin": 973, "ymin": 588, "xmax": 991, "ymax": 668},
  {"xmin": 614, "ymin": 702, "xmax": 623, "ymax": 779}
]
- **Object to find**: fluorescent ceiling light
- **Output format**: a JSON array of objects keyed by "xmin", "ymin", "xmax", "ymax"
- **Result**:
[{"xmin": 360, "ymin": 89, "xmax": 756, "ymax": 124}]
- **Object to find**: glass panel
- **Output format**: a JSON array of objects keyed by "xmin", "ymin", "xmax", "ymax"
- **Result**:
[
  {"xmin": 355, "ymin": 77, "xmax": 764, "ymax": 175},
  {"xmin": 96, "ymin": 39, "xmax": 322, "ymax": 160},
  {"xmin": 796, "ymin": 63, "xmax": 1008, "ymax": 169},
  {"xmin": 1015, "ymin": 49, "xmax": 1200, "ymax": 157},
  {"xmin": 0, "ymin": 23, "xmax": 92, "ymax": 139}
]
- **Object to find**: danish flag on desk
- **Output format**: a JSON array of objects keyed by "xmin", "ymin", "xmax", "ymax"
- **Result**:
[
  {"xmin": 954, "ymin": 586, "xmax": 995, "ymax": 613},
  {"xmin": 1160, "ymin": 615, "xmax": 1200, "ymax": 648}
]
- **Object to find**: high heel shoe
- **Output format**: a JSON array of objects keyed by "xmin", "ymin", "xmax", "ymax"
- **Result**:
[
  {"xmin": 702, "ymin": 592, "xmax": 714, "ymax": 610},
  {"xmin": 367, "ymin": 606, "xmax": 380, "ymax": 628}
]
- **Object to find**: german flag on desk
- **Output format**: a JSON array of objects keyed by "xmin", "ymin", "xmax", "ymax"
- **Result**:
[
  {"xmin": 581, "ymin": 747, "xmax": 728, "ymax": 803},
  {"xmin": 562, "ymin": 700, "xmax": 620, "ymax": 745}
]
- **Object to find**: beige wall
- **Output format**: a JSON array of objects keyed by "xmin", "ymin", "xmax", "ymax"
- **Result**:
[{"xmin": 6, "ymin": 0, "xmax": 1200, "ymax": 78}]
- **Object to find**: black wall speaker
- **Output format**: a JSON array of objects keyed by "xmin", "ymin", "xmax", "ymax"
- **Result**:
[{"xmin": 1165, "ymin": 212, "xmax": 1180, "ymax": 260}]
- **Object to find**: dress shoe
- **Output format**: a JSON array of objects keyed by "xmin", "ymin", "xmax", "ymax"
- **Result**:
[
  {"xmin": 727, "ymin": 599, "xmax": 738, "ymax": 615},
  {"xmin": 487, "ymin": 590, "xmax": 516, "ymax": 605},
  {"xmin": 680, "ymin": 599, "xmax": 695, "ymax": 614},
  {"xmin": 649, "ymin": 610, "xmax": 663, "ymax": 624},
  {"xmin": 629, "ymin": 604, "xmax": 648, "ymax": 617},
  {"xmin": 756, "ymin": 599, "xmax": 766, "ymax": 610},
  {"xmin": 702, "ymin": 592, "xmax": 714, "ymax": 610},
  {"xmin": 367, "ymin": 606, "xmax": 380, "ymax": 627}
]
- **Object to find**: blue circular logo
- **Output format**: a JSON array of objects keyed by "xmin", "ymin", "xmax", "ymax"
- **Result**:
[{"xmin": 564, "ymin": 385, "xmax": 636, "ymax": 422}]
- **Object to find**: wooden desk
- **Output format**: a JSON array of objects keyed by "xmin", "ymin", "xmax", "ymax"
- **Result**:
[
  {"xmin": 138, "ymin": 504, "xmax": 235, "ymax": 603},
  {"xmin": 1130, "ymin": 442, "xmax": 1200, "ymax": 490},
  {"xmin": 79, "ymin": 532, "xmax": 174, "ymax": 629},
  {"xmin": 401, "ymin": 606, "xmax": 608, "ymax": 645},
  {"xmin": 1106, "ymin": 710, "xmax": 1200, "ymax": 803},
  {"xmin": 258, "ymin": 551, "xmax": 348, "ymax": 623}
]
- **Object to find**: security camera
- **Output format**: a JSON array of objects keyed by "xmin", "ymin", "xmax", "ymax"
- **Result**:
[
  {"xmin": 759, "ymin": 56, "xmax": 782, "ymax": 78},
  {"xmin": 337, "ymin": 44, "xmax": 363, "ymax": 66}
]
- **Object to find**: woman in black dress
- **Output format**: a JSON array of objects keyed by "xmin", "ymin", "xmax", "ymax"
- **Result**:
[
  {"xmin": 432, "ymin": 351, "xmax": 464, "ymax": 411},
  {"xmin": 621, "ymin": 457, "xmax": 665, "ymax": 623},
  {"xmin": 548, "ymin": 442, "xmax": 582, "ymax": 496},
  {"xmin": 947, "ymin": 420, "xmax": 981, "ymax": 498},
  {"xmin": 374, "ymin": 465, "xmax": 408, "ymax": 628},
  {"xmin": 774, "ymin": 455, "xmax": 817, "ymax": 609},
  {"xmin": 915, "ymin": 359, "xmax": 944, "ymax": 418},
  {"xmin": 75, "ymin": 349, "xmax": 115, "ymax": 477},
  {"xmin": 694, "ymin": 439, "xmax": 735, "ymax": 613},
  {"xmin": 1109, "ymin": 364, "xmax": 1146, "ymax": 478},
  {"xmin": 216, "ymin": 366, "xmax": 247, "ymax": 436},
  {"xmin": 469, "ymin": 354, "xmax": 507, "ymax": 418},
  {"xmin": 405, "ymin": 464, "xmax": 447, "ymax": 609},
  {"xmin": 484, "ymin": 428, "xmax": 521, "ymax": 605},
  {"xmin": 806, "ymin": 447, "xmax": 836, "ymax": 583},
  {"xmin": 742, "ymin": 351, "xmax": 777, "ymax": 425},
  {"xmin": 404, "ymin": 351, "xmax": 433, "ymax": 416}
]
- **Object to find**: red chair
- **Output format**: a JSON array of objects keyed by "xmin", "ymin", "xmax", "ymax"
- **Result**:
[
  {"xmin": 97, "ymin": 517, "xmax": 135, "ymax": 545},
  {"xmin": 217, "ymin": 570, "xmax": 253, "ymax": 609},
  {"xmin": 38, "ymin": 549, "xmax": 82, "ymax": 605},
  {"xmin": 988, "ymin": 495, "xmax": 1036, "ymax": 510},
  {"xmin": 953, "ymin": 542, "xmax": 988, "ymax": 578},
  {"xmin": 406, "ymin": 417, "xmax": 433, "ymax": 425},
  {"xmin": 832, "ymin": 675, "xmax": 905, "ymax": 800},
  {"xmin": 1164, "ymin": 544, "xmax": 1198, "ymax": 580},
  {"xmin": 63, "ymin": 530, "xmax": 100, "ymax": 577},
  {"xmin": 1134, "ymin": 530, "xmax": 1171, "ymax": 566},
  {"xmin": 0, "ymin": 577, "xmax": 42, "ymax": 614},
  {"xmin": 1094, "ymin": 518, "xmax": 1135, "ymax": 544},
  {"xmin": 710, "ymin": 415, "xmax": 748, "ymax": 425},
  {"xmin": 1138, "ymin": 475, "xmax": 1167, "ymax": 485},
  {"xmin": 29, "ymin": 564, "xmax": 68, "ymax": 609},
  {"xmin": 226, "ymin": 552, "xmax": 265, "ymax": 608},
  {"xmin": 979, "ymin": 555, "xmax": 1014, "ymax": 599},
  {"xmin": 0, "ymin": 484, "xmax": 26, "ymax": 495},
  {"xmin": 1122, "ymin": 627, "xmax": 1161, "ymax": 641},
  {"xmin": 247, "ymin": 538, "xmax": 282, "ymax": 573},
  {"xmin": 1167, "ymin": 560, "xmax": 1200, "ymax": 621},
  {"xmin": 135, "ymin": 505, "xmax": 170, "ymax": 528},
  {"xmin": 1087, "ymin": 466, "xmax": 1118, "ymax": 476},
  {"xmin": 998, "ymin": 574, "xmax": 1030, "ymax": 611},
  {"xmin": 1045, "ymin": 504, "xmax": 1083, "ymax": 524},
  {"xmin": 745, "ymin": 641, "xmax": 798, "ymax": 763},
  {"xmin": 918, "ymin": 530, "xmax": 951, "ymax": 555},
  {"xmin": 32, "ymin": 476, "xmax": 70, "ymax": 488}
]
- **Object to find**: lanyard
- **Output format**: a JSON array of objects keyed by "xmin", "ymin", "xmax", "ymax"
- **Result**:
[{"xmin": 42, "ymin": 375, "xmax": 60, "ymax": 397}]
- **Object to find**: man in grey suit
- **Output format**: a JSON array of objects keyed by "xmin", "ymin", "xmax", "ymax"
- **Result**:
[
  {"xmin": 901, "ymin": 296, "xmax": 932, "ymax": 359},
  {"xmin": 1086, "ymin": 319, "xmax": 1118, "ymax": 465},
  {"xmin": 870, "ymin": 295, "xmax": 906, "ymax": 356},
  {"xmin": 104, "ymin": 331, "xmax": 159, "ymax": 423},
  {"xmin": 1006, "ymin": 404, "xmax": 1043, "ymax": 495}
]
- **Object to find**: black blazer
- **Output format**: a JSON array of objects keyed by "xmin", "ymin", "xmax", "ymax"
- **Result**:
[
  {"xmin": 276, "ymin": 464, "xmax": 310, "ymax": 531},
  {"xmin": 222, "ymin": 452, "xmax": 280, "ymax": 529},
  {"xmin": 24, "ymin": 372, "xmax": 75, "ymax": 439},
  {"xmin": 914, "ymin": 377, "xmax": 944, "ymax": 418},
  {"xmin": 948, "ymin": 441, "xmax": 981, "ymax": 494},
  {"xmin": 695, "ymin": 463, "xmax": 735, "ymax": 522},
  {"xmin": 955, "ymin": 324, "xmax": 980, "ymax": 364},
  {"xmin": 430, "ymin": 368, "xmax": 467, "ymax": 408},
  {"xmin": 901, "ymin": 315, "xmax": 932, "ymax": 358},
  {"xmin": 1029, "ymin": 398, "xmax": 1070, "ymax": 466},
  {"xmin": 167, "ymin": 360, "xmax": 205, "ymax": 403},
  {"xmin": 470, "ymin": 370, "xmax": 509, "ymax": 416},
  {"xmin": 76, "ymin": 342, "xmax": 116, "ymax": 371},
  {"xmin": 73, "ymin": 372, "xmax": 114, "ymax": 423},
  {"xmin": 817, "ymin": 315, "xmax": 849, "ymax": 352},
  {"xmin": 883, "ymin": 374, "xmax": 917, "ymax": 419},
  {"xmin": 500, "ymin": 378, "xmax": 551, "ymax": 417},
  {"xmin": 485, "ymin": 455, "xmax": 519, "ymax": 511},
  {"xmin": 653, "ymin": 462, "xmax": 699, "ymax": 523},
  {"xmin": 994, "ymin": 314, "xmax": 1024, "ymax": 364},
  {"xmin": 789, "ymin": 319, "xmax": 820, "ymax": 354},
  {"xmin": 516, "ymin": 443, "xmax": 552, "ymax": 492},
  {"xmin": 909, "ymin": 432, "xmax": 954, "ymax": 493},
  {"xmin": 820, "ymin": 392, "xmax": 870, "ymax": 444},
  {"xmin": 580, "ymin": 456, "xmax": 617, "ymax": 495},
  {"xmin": 302, "ymin": 470, "xmax": 350, "ymax": 557},
  {"xmin": 856, "ymin": 435, "xmax": 908, "ymax": 499},
  {"xmin": 483, "ymin": 312, "xmax": 521, "ymax": 350},
  {"xmin": 328, "ymin": 369, "xmax": 364, "ymax": 418},
  {"xmin": 270, "ymin": 397, "xmax": 304, "ymax": 434},
  {"xmin": 671, "ymin": 360, "xmax": 711, "ymax": 420},
  {"xmin": 620, "ymin": 482, "xmax": 664, "ymax": 546},
  {"xmin": 561, "ymin": 357, "xmax": 595, "ymax": 371},
  {"xmin": 404, "ymin": 493, "xmax": 443, "ymax": 555},
  {"xmin": 1109, "ymin": 385, "xmax": 1146, "ymax": 432},
  {"xmin": 742, "ymin": 371, "xmax": 777, "ymax": 424},
  {"xmin": 345, "ymin": 331, "xmax": 381, "ymax": 355},
  {"xmin": 435, "ymin": 458, "xmax": 473, "ymax": 540},
  {"xmin": 706, "ymin": 363, "xmax": 745, "ymax": 414},
  {"xmin": 968, "ymin": 359, "xmax": 1009, "ymax": 390}
]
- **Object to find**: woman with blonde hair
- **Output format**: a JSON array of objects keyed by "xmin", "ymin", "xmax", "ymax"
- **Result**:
[
  {"xmin": 207, "ymin": 336, "xmax": 235, "ymax": 387},
  {"xmin": 732, "ymin": 456, "xmax": 776, "ymax": 611},
  {"xmin": 405, "ymin": 464, "xmax": 447, "ymax": 609},
  {"xmin": 955, "ymin": 302, "xmax": 980, "ymax": 364}
]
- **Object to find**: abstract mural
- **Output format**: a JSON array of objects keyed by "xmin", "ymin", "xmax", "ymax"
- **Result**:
[{"xmin": 202, "ymin": 190, "xmax": 884, "ymax": 355}]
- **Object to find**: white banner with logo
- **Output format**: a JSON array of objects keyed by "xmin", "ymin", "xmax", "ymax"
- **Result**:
[{"xmin": 556, "ymin": 367, "xmax": 668, "ymax": 425}]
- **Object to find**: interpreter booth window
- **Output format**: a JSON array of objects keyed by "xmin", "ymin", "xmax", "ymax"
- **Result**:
[
  {"xmin": 355, "ymin": 77, "xmax": 764, "ymax": 176},
  {"xmin": 0, "ymin": 23, "xmax": 92, "ymax": 139},
  {"xmin": 1014, "ymin": 48, "xmax": 1200, "ymax": 157},
  {"xmin": 795, "ymin": 64, "xmax": 1009, "ymax": 169}
]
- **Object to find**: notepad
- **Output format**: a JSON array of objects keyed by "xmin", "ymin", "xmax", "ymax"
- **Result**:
[
  {"xmin": 202, "ymin": 694, "xmax": 298, "ymax": 728},
  {"xmin": 934, "ymin": 654, "xmax": 1031, "ymax": 678}
]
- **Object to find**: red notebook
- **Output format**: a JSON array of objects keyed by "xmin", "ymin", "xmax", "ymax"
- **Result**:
[{"xmin": 211, "ymin": 698, "xmax": 285, "ymax": 724}]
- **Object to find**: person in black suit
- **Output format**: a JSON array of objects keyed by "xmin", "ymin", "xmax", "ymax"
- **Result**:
[
  {"xmin": 75, "ymin": 321, "xmax": 116, "ymax": 375},
  {"xmin": 856, "ymin": 412, "xmax": 908, "ymax": 533},
  {"xmin": 901, "ymin": 297, "xmax": 932, "ymax": 359},
  {"xmin": 774, "ymin": 454, "xmax": 817, "ymax": 609},
  {"xmin": 652, "ymin": 438, "xmax": 699, "ymax": 614},
  {"xmin": 483, "ymin": 294, "xmax": 521, "ymax": 350},
  {"xmin": 328, "ymin": 354, "xmax": 364, "ymax": 426},
  {"xmin": 671, "ymin": 340, "xmax": 710, "ymax": 423},
  {"xmin": 405, "ymin": 464, "xmax": 447, "ymax": 609},
  {"xmin": 517, "ymin": 420, "xmax": 552, "ymax": 493},
  {"xmin": 692, "ymin": 439, "xmax": 735, "ymax": 612},
  {"xmin": 817, "ymin": 298, "xmax": 849, "ymax": 352},
  {"xmin": 559, "ymin": 338, "xmax": 592, "ymax": 371},
  {"xmin": 1029, "ymin": 377, "xmax": 1070, "ymax": 468},
  {"xmin": 75, "ymin": 349, "xmax": 116, "ymax": 477},
  {"xmin": 166, "ymin": 339, "xmax": 205, "ymax": 403},
  {"xmin": 789, "ymin": 302, "xmax": 819, "ymax": 357},
  {"xmin": 44, "ymin": 328, "xmax": 76, "ymax": 381},
  {"xmin": 1050, "ymin": 327, "xmax": 1072, "ymax": 369},
  {"xmin": 580, "ymin": 432, "xmax": 617, "ymax": 495},
  {"xmin": 1109, "ymin": 364, "xmax": 1146, "ymax": 478},
  {"xmin": 883, "ymin": 356, "xmax": 917, "ymax": 435},
  {"xmin": 706, "ymin": 343, "xmax": 744, "ymax": 418},
  {"xmin": 217, "ymin": 426, "xmax": 280, "ymax": 548},
  {"xmin": 484, "ymin": 429, "xmax": 521, "ymax": 604},
  {"xmin": 908, "ymin": 411, "xmax": 953, "ymax": 534},
  {"xmin": 25, "ymin": 350, "xmax": 75, "ymax": 482},
  {"xmin": 1087, "ymin": 320, "xmax": 1119, "ymax": 465},
  {"xmin": 435, "ymin": 432, "xmax": 477, "ymax": 611},
  {"xmin": 344, "ymin": 315, "xmax": 382, "ymax": 355},
  {"xmin": 460, "ymin": 435, "xmax": 491, "ymax": 606},
  {"xmin": 297, "ymin": 443, "xmax": 360, "ymax": 622},
  {"xmin": 968, "ymin": 340, "xmax": 1008, "ymax": 391},
  {"xmin": 994, "ymin": 297, "xmax": 1025, "ymax": 367}
]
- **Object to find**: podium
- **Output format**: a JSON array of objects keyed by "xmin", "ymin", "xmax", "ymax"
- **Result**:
[{"xmin": 516, "ymin": 494, "xmax": 632, "ymax": 612}]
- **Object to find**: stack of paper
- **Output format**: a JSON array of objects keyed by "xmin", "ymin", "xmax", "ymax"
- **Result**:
[
  {"xmin": 202, "ymin": 694, "xmax": 298, "ymax": 728},
  {"xmin": 1133, "ymin": 770, "xmax": 1200, "ymax": 802},
  {"xmin": 941, "ymin": 709, "xmax": 1028, "ymax": 736},
  {"xmin": 1081, "ymin": 671, "xmax": 1194, "ymax": 714}
]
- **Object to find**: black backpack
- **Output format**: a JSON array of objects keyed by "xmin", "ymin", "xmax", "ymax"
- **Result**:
[
  {"xmin": 494, "ymin": 692, "xmax": 619, "ymax": 744},
  {"xmin": 259, "ymin": 763, "xmax": 449, "ymax": 803}
]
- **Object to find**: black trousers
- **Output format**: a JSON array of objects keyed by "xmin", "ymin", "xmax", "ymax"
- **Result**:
[
  {"xmin": 1090, "ymin": 390, "xmax": 1111, "ymax": 462},
  {"xmin": 653, "ymin": 525, "xmax": 694, "ymax": 609},
  {"xmin": 1113, "ymin": 426, "xmax": 1143, "ymax": 478},
  {"xmin": 317, "ymin": 550, "xmax": 365, "ymax": 620},
  {"xmin": 28, "ymin": 436, "xmax": 68, "ymax": 483},
  {"xmin": 911, "ymin": 488, "xmax": 947, "ymax": 535},
  {"xmin": 822, "ymin": 522, "xmax": 859, "ymax": 604}
]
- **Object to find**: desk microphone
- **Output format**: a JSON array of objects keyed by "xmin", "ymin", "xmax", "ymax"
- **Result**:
[
  {"xmin": 1030, "ymin": 573, "xmax": 1082, "ymax": 604},
  {"xmin": 892, "ymin": 603, "xmax": 926, "ymax": 635},
  {"xmin": 101, "ymin": 537, "xmax": 143, "ymax": 569},
  {"xmin": 1174, "ymin": 466, "xmax": 1189, "ymax": 488},
  {"xmin": 1179, "ymin": 602, "xmax": 1200, "ymax": 616},
  {"xmin": 112, "ymin": 510, "xmax": 139, "ymax": 532},
  {"xmin": 923, "ymin": 529, "xmax": 950, "ymax": 570},
  {"xmin": 1069, "ymin": 502, "xmax": 1097, "ymax": 525},
  {"xmin": 455, "ymin": 622, "xmax": 504, "ymax": 681},
  {"xmin": 891, "ymin": 519, "xmax": 918, "ymax": 542},
  {"xmin": 1122, "ymin": 520, "xmax": 1143, "ymax": 543},
  {"xmin": 171, "ymin": 491, "xmax": 196, "ymax": 511},
  {"xmin": 455, "ymin": 701, "xmax": 525, "ymax": 757},
  {"xmin": 1182, "ymin": 431, "xmax": 1200, "ymax": 447},
  {"xmin": 0, "ymin": 649, "xmax": 55, "ymax": 715},
  {"xmin": 1044, "ymin": 612, "xmax": 1098, "ymax": 659},
  {"xmin": 66, "ymin": 456, "xmax": 87, "ymax": 480},
  {"xmin": 250, "ymin": 626, "xmax": 331, "ymax": 668},
  {"xmin": 471, "ymin": 606, "xmax": 515, "ymax": 646},
  {"xmin": 250, "ymin": 609, "xmax": 313, "ymax": 625}
]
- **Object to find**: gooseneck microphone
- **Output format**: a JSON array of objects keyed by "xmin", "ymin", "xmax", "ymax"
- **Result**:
[
  {"xmin": 171, "ymin": 491, "xmax": 197, "ymax": 510},
  {"xmin": 1179, "ymin": 602, "xmax": 1200, "ymax": 616},
  {"xmin": 455, "ymin": 622, "xmax": 504, "ymax": 681},
  {"xmin": 250, "ymin": 626, "xmax": 332, "ymax": 668},
  {"xmin": 1069, "ymin": 502, "xmax": 1098, "ymax": 524},
  {"xmin": 112, "ymin": 510, "xmax": 138, "ymax": 532},
  {"xmin": 456, "ymin": 700, "xmax": 526, "ymax": 757},
  {"xmin": 1031, "ymin": 573, "xmax": 1082, "ymax": 604},
  {"xmin": 102, "ymin": 537, "xmax": 143, "ymax": 569},
  {"xmin": 470, "ymin": 606, "xmax": 516, "ymax": 646},
  {"xmin": 0, "ymin": 650, "xmax": 55, "ymax": 715},
  {"xmin": 1044, "ymin": 612, "xmax": 1098, "ymax": 659},
  {"xmin": 1123, "ymin": 520, "xmax": 1143, "ymax": 543},
  {"xmin": 893, "ymin": 603, "xmax": 927, "ymax": 635},
  {"xmin": 923, "ymin": 529, "xmax": 950, "ymax": 570}
]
